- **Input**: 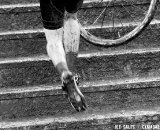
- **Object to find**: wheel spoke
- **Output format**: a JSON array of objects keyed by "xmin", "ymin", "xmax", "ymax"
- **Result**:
[
  {"xmin": 92, "ymin": 0, "xmax": 112, "ymax": 25},
  {"xmin": 101, "ymin": 7, "xmax": 107, "ymax": 27},
  {"xmin": 112, "ymin": 0, "xmax": 115, "ymax": 33},
  {"xmin": 92, "ymin": 7, "xmax": 106, "ymax": 25},
  {"xmin": 113, "ymin": 2, "xmax": 124, "ymax": 38}
]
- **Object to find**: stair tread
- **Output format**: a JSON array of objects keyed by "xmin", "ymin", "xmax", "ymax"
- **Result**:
[
  {"xmin": 0, "ymin": 47, "xmax": 160, "ymax": 65},
  {"xmin": 0, "ymin": 0, "xmax": 149, "ymax": 10},
  {"xmin": 0, "ymin": 24, "xmax": 160, "ymax": 59},
  {"xmin": 0, "ymin": 19, "xmax": 159, "ymax": 37},
  {"xmin": 1, "ymin": 76, "xmax": 160, "ymax": 100},
  {"xmin": 0, "ymin": 47, "xmax": 160, "ymax": 88},
  {"xmin": 1, "ymin": 106, "xmax": 160, "ymax": 129},
  {"xmin": 0, "ymin": 0, "xmax": 159, "ymax": 33}
]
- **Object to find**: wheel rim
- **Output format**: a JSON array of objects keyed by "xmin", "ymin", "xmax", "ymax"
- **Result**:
[{"xmin": 79, "ymin": 0, "xmax": 157, "ymax": 46}]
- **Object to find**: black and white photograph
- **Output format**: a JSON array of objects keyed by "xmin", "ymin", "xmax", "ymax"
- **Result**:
[{"xmin": 0, "ymin": 0, "xmax": 159, "ymax": 129}]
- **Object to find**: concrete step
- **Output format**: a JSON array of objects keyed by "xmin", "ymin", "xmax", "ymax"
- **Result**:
[
  {"xmin": 1, "ymin": 102, "xmax": 160, "ymax": 129},
  {"xmin": 0, "ymin": 101, "xmax": 160, "ymax": 130},
  {"xmin": 0, "ymin": 20, "xmax": 160, "ymax": 59},
  {"xmin": 0, "ymin": 0, "xmax": 152, "ymax": 6},
  {"xmin": 1, "ymin": 76, "xmax": 160, "ymax": 120},
  {"xmin": 0, "ymin": 0, "xmax": 38, "ymax": 5},
  {"xmin": 0, "ymin": 1, "xmax": 159, "ymax": 32},
  {"xmin": 0, "ymin": 48, "xmax": 160, "ymax": 88}
]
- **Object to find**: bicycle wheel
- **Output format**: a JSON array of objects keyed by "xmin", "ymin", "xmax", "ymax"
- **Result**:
[{"xmin": 78, "ymin": 0, "xmax": 157, "ymax": 46}]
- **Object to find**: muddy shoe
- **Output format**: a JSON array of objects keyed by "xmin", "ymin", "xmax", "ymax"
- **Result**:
[{"xmin": 62, "ymin": 72, "xmax": 87, "ymax": 112}]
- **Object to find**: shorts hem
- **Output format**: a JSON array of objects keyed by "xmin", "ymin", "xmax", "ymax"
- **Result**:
[{"xmin": 42, "ymin": 20, "xmax": 63, "ymax": 30}]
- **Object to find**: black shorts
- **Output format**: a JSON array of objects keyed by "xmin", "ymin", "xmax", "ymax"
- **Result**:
[{"xmin": 39, "ymin": 0, "xmax": 83, "ymax": 30}]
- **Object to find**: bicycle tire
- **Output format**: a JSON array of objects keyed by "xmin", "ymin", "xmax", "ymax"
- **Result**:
[{"xmin": 79, "ymin": 0, "xmax": 158, "ymax": 46}]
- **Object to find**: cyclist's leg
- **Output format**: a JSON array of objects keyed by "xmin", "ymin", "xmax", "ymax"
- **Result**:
[
  {"xmin": 62, "ymin": 0, "xmax": 87, "ymax": 111},
  {"xmin": 39, "ymin": 0, "xmax": 68, "ymax": 74},
  {"xmin": 63, "ymin": 0, "xmax": 84, "ymax": 72},
  {"xmin": 39, "ymin": 0, "xmax": 87, "ymax": 111}
]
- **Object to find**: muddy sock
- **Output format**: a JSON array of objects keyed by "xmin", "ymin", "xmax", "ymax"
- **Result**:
[
  {"xmin": 56, "ymin": 62, "xmax": 69, "ymax": 75},
  {"xmin": 66, "ymin": 52, "xmax": 78, "ymax": 73}
]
